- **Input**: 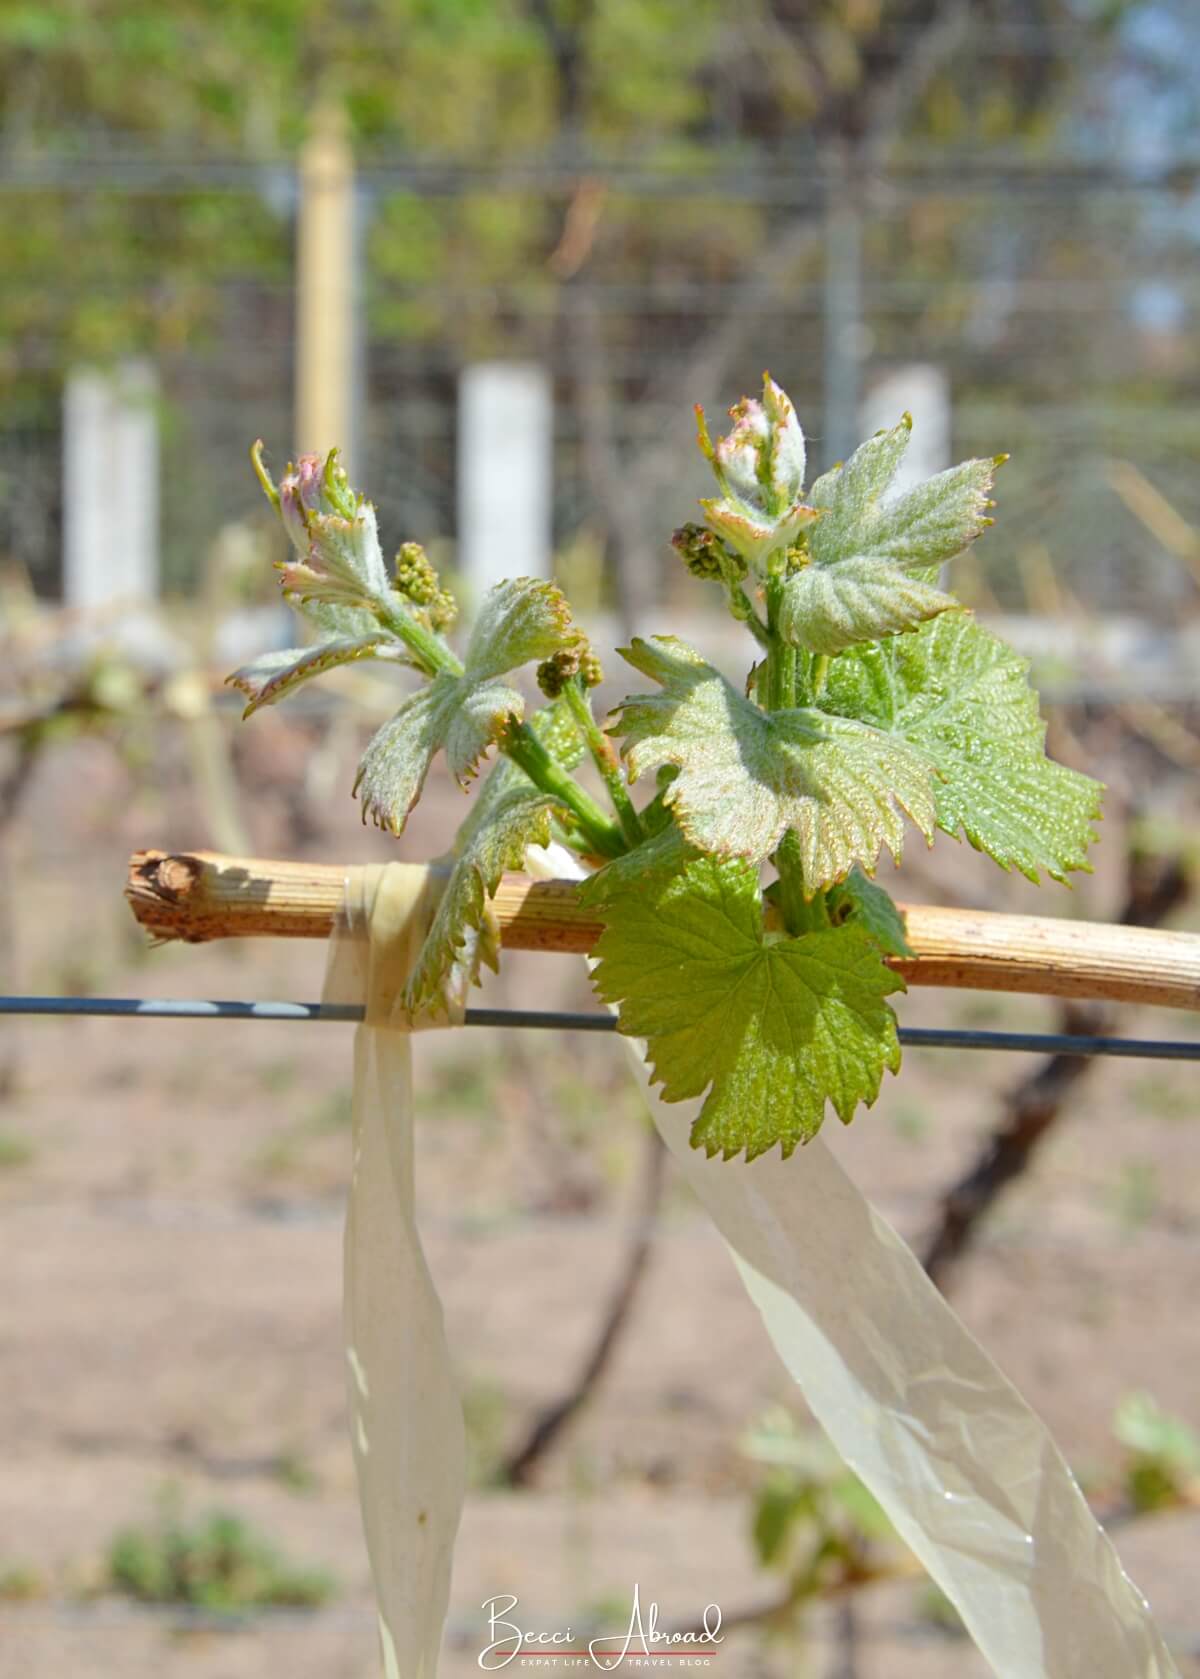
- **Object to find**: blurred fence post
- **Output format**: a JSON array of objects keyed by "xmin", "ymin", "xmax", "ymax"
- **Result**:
[
  {"xmin": 457, "ymin": 363, "xmax": 553, "ymax": 600},
  {"xmin": 296, "ymin": 103, "xmax": 361, "ymax": 467},
  {"xmin": 62, "ymin": 359, "xmax": 159, "ymax": 610},
  {"xmin": 861, "ymin": 365, "xmax": 950, "ymax": 490},
  {"xmin": 822, "ymin": 164, "xmax": 863, "ymax": 470}
]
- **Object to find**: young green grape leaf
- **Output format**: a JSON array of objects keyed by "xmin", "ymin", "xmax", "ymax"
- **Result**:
[
  {"xmin": 778, "ymin": 417, "xmax": 997, "ymax": 655},
  {"xmin": 463, "ymin": 576, "xmax": 581, "ymax": 681},
  {"xmin": 778, "ymin": 556, "xmax": 957, "ymax": 657},
  {"xmin": 299, "ymin": 599, "xmax": 392, "ymax": 640},
  {"xmin": 355, "ymin": 578, "xmax": 582, "ymax": 833},
  {"xmin": 226, "ymin": 634, "xmax": 407, "ymax": 718},
  {"xmin": 579, "ymin": 822, "xmax": 696, "ymax": 912},
  {"xmin": 610, "ymin": 636, "xmax": 936, "ymax": 889},
  {"xmin": 827, "ymin": 867, "xmax": 911, "ymax": 958},
  {"xmin": 355, "ymin": 675, "xmax": 521, "ymax": 832},
  {"xmin": 806, "ymin": 419, "xmax": 911, "ymax": 537},
  {"xmin": 274, "ymin": 453, "xmax": 393, "ymax": 612},
  {"xmin": 589, "ymin": 854, "xmax": 904, "ymax": 1160},
  {"xmin": 405, "ymin": 755, "xmax": 566, "ymax": 1013},
  {"xmin": 807, "ymin": 417, "xmax": 997, "ymax": 572},
  {"xmin": 527, "ymin": 692, "xmax": 587, "ymax": 771},
  {"xmin": 868, "ymin": 457, "xmax": 999, "ymax": 571},
  {"xmin": 822, "ymin": 611, "xmax": 1102, "ymax": 882}
]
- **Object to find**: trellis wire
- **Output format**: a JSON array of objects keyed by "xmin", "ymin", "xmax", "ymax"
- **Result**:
[{"xmin": 2, "ymin": 996, "xmax": 1199, "ymax": 1059}]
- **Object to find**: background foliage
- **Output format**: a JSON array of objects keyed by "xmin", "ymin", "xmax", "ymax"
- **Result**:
[{"xmin": 3, "ymin": 0, "xmax": 1200, "ymax": 612}]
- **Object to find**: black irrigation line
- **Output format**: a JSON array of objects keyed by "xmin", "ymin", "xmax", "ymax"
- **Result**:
[{"xmin": 1, "ymin": 996, "xmax": 1199, "ymax": 1060}]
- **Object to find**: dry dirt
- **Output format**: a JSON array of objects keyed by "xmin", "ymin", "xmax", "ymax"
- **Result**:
[{"xmin": 2, "ymin": 716, "xmax": 1200, "ymax": 1678}]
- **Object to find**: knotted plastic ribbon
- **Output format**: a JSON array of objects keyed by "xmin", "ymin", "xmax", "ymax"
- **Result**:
[
  {"xmin": 526, "ymin": 842, "xmax": 1179, "ymax": 1679},
  {"xmin": 322, "ymin": 863, "xmax": 467, "ymax": 1679},
  {"xmin": 324, "ymin": 850, "xmax": 1177, "ymax": 1679}
]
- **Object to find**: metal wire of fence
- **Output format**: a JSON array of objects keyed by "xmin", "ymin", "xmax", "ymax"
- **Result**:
[
  {"xmin": 4, "ymin": 152, "xmax": 1200, "ymax": 613},
  {"xmin": 3, "ymin": 995, "xmax": 1200, "ymax": 1060}
]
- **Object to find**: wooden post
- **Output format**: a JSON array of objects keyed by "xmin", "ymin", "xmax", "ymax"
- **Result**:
[
  {"xmin": 296, "ymin": 103, "xmax": 359, "ymax": 465},
  {"xmin": 126, "ymin": 850, "xmax": 1200, "ymax": 1014}
]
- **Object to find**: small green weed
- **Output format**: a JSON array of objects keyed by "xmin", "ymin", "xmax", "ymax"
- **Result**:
[
  {"xmin": 1106, "ymin": 1160, "xmax": 1159, "ymax": 1233},
  {"xmin": 891, "ymin": 1102, "xmax": 929, "ymax": 1143},
  {"xmin": 273, "ymin": 1450, "xmax": 319, "ymax": 1496},
  {"xmin": 1113, "ymin": 1392, "xmax": 1200, "ymax": 1513},
  {"xmin": 463, "ymin": 1380, "xmax": 513, "ymax": 1487},
  {"xmin": 0, "ymin": 1130, "xmax": 34, "ymax": 1169},
  {"xmin": 105, "ymin": 1507, "xmax": 334, "ymax": 1612},
  {"xmin": 1130, "ymin": 1073, "xmax": 1193, "ymax": 1123},
  {"xmin": 0, "ymin": 1563, "xmax": 47, "ymax": 1601}
]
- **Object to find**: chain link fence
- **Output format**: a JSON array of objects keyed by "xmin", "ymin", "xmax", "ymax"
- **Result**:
[{"xmin": 2, "ymin": 158, "xmax": 1198, "ymax": 615}]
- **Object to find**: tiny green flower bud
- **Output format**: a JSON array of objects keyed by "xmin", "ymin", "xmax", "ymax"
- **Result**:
[
  {"xmin": 671, "ymin": 522, "xmax": 726, "ymax": 581},
  {"xmin": 536, "ymin": 648, "xmax": 582, "ymax": 699},
  {"xmin": 429, "ymin": 588, "xmax": 458, "ymax": 632},
  {"xmin": 393, "ymin": 541, "xmax": 439, "ymax": 605},
  {"xmin": 580, "ymin": 649, "xmax": 604, "ymax": 688}
]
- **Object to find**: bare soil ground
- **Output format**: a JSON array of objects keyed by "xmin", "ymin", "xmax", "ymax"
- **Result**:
[{"xmin": 3, "ymin": 716, "xmax": 1200, "ymax": 1678}]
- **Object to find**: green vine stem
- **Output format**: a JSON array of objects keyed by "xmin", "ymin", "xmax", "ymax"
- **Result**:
[
  {"xmin": 771, "ymin": 832, "xmax": 831, "ymax": 934},
  {"xmin": 727, "ymin": 583, "xmax": 773, "ymax": 650},
  {"xmin": 375, "ymin": 598, "xmax": 463, "ymax": 681},
  {"xmin": 560, "ymin": 677, "xmax": 644, "ymax": 849},
  {"xmin": 374, "ymin": 601, "xmax": 625, "ymax": 858},
  {"xmin": 499, "ymin": 718, "xmax": 626, "ymax": 859}
]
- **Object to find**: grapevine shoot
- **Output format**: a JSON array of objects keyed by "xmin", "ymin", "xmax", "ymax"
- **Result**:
[{"xmin": 230, "ymin": 377, "xmax": 1102, "ymax": 1160}]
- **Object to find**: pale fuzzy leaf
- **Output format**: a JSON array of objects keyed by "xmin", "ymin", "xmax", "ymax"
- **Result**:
[
  {"xmin": 611, "ymin": 637, "xmax": 936, "ymax": 888},
  {"xmin": 442, "ymin": 679, "xmax": 523, "ymax": 782},
  {"xmin": 354, "ymin": 674, "xmax": 523, "ymax": 833},
  {"xmin": 711, "ymin": 383, "xmax": 806, "ymax": 507},
  {"xmin": 279, "ymin": 501, "xmax": 391, "ymax": 609},
  {"xmin": 405, "ymin": 757, "xmax": 565, "ymax": 1013},
  {"xmin": 403, "ymin": 697, "xmax": 583, "ymax": 1007},
  {"xmin": 589, "ymin": 854, "xmax": 904, "ymax": 1160},
  {"xmin": 712, "ymin": 403, "xmax": 770, "ymax": 504},
  {"xmin": 807, "ymin": 419, "xmax": 913, "ymax": 556},
  {"xmin": 354, "ymin": 683, "xmax": 453, "ymax": 834},
  {"xmin": 351, "ymin": 578, "xmax": 577, "ymax": 834},
  {"xmin": 463, "ymin": 577, "xmax": 581, "ymax": 682},
  {"xmin": 317, "ymin": 500, "xmax": 391, "ymax": 595},
  {"xmin": 806, "ymin": 417, "xmax": 996, "ymax": 576},
  {"xmin": 822, "ymin": 612, "xmax": 1102, "ymax": 883},
  {"xmin": 301, "ymin": 598, "xmax": 400, "ymax": 639},
  {"xmin": 763, "ymin": 375, "xmax": 807, "ymax": 503},
  {"xmin": 869, "ymin": 458, "xmax": 998, "ymax": 570},
  {"xmin": 699, "ymin": 375, "xmax": 814, "ymax": 573},
  {"xmin": 779, "ymin": 556, "xmax": 957, "ymax": 656},
  {"xmin": 701, "ymin": 495, "xmax": 818, "ymax": 574},
  {"xmin": 226, "ymin": 635, "xmax": 401, "ymax": 717}
]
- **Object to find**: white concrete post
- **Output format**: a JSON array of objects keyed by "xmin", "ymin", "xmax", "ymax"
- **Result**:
[
  {"xmin": 457, "ymin": 363, "xmax": 553, "ymax": 600},
  {"xmin": 63, "ymin": 359, "xmax": 159, "ymax": 610},
  {"xmin": 860, "ymin": 364, "xmax": 950, "ymax": 493}
]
